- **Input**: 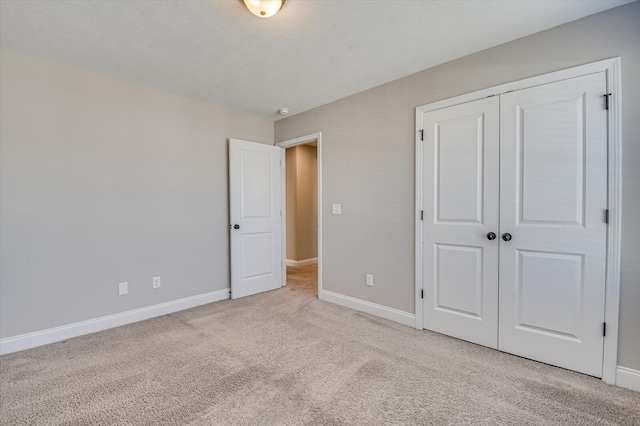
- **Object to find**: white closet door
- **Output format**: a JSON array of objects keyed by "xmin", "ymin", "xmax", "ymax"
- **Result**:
[
  {"xmin": 229, "ymin": 139, "xmax": 283, "ymax": 299},
  {"xmin": 498, "ymin": 72, "xmax": 608, "ymax": 377},
  {"xmin": 422, "ymin": 97, "xmax": 500, "ymax": 348}
]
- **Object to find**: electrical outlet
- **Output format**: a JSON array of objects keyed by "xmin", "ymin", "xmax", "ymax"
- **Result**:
[
  {"xmin": 119, "ymin": 282, "xmax": 128, "ymax": 296},
  {"xmin": 332, "ymin": 204, "xmax": 341, "ymax": 215},
  {"xmin": 152, "ymin": 276, "xmax": 161, "ymax": 289},
  {"xmin": 366, "ymin": 274, "xmax": 374, "ymax": 287}
]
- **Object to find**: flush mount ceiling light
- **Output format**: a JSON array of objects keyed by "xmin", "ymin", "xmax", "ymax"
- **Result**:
[{"xmin": 243, "ymin": 0, "xmax": 286, "ymax": 18}]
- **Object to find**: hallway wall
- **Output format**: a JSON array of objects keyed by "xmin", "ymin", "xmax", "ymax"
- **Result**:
[{"xmin": 286, "ymin": 144, "xmax": 318, "ymax": 262}]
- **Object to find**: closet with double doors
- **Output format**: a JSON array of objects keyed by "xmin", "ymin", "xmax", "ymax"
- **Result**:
[{"xmin": 420, "ymin": 71, "xmax": 609, "ymax": 377}]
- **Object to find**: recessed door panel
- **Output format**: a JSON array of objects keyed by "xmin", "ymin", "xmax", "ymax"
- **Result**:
[
  {"xmin": 241, "ymin": 150, "xmax": 273, "ymax": 219},
  {"xmin": 517, "ymin": 250, "xmax": 583, "ymax": 339},
  {"xmin": 517, "ymin": 96, "xmax": 585, "ymax": 225},
  {"xmin": 436, "ymin": 115, "xmax": 484, "ymax": 224},
  {"xmin": 423, "ymin": 97, "xmax": 499, "ymax": 349},
  {"xmin": 241, "ymin": 233, "xmax": 274, "ymax": 280},
  {"xmin": 499, "ymin": 72, "xmax": 607, "ymax": 377},
  {"xmin": 435, "ymin": 244, "xmax": 483, "ymax": 318}
]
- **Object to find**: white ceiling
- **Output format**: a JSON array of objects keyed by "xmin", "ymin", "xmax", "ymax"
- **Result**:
[{"xmin": 0, "ymin": 0, "xmax": 632, "ymax": 118}]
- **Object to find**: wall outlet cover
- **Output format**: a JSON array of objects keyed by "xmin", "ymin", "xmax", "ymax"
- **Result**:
[
  {"xmin": 152, "ymin": 276, "xmax": 161, "ymax": 289},
  {"xmin": 119, "ymin": 282, "xmax": 128, "ymax": 296},
  {"xmin": 366, "ymin": 274, "xmax": 374, "ymax": 287},
  {"xmin": 332, "ymin": 204, "xmax": 341, "ymax": 215}
]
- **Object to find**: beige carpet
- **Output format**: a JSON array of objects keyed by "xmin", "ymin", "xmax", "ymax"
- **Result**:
[{"xmin": 1, "ymin": 264, "xmax": 639, "ymax": 425}]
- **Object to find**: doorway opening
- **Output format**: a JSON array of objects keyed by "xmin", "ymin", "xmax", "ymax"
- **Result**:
[{"xmin": 276, "ymin": 133, "xmax": 322, "ymax": 299}]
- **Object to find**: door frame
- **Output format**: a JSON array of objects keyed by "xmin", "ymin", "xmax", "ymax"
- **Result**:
[
  {"xmin": 414, "ymin": 58, "xmax": 622, "ymax": 384},
  {"xmin": 275, "ymin": 132, "xmax": 323, "ymax": 299}
]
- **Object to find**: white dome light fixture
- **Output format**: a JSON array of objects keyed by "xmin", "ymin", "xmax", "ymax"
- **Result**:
[{"xmin": 243, "ymin": 0, "xmax": 287, "ymax": 19}]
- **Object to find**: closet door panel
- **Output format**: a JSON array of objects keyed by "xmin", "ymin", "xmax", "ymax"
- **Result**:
[
  {"xmin": 422, "ymin": 97, "xmax": 500, "ymax": 348},
  {"xmin": 498, "ymin": 72, "xmax": 608, "ymax": 377}
]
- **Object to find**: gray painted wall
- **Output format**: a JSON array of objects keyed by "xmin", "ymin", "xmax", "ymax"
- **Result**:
[
  {"xmin": 275, "ymin": 2, "xmax": 640, "ymax": 370},
  {"xmin": 0, "ymin": 50, "xmax": 273, "ymax": 338}
]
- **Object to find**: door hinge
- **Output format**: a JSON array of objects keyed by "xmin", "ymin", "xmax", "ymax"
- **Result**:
[
  {"xmin": 421, "ymin": 289, "xmax": 424, "ymax": 299},
  {"xmin": 419, "ymin": 129, "xmax": 424, "ymax": 141},
  {"xmin": 605, "ymin": 209, "xmax": 609, "ymax": 224},
  {"xmin": 603, "ymin": 322, "xmax": 607, "ymax": 337},
  {"xmin": 420, "ymin": 210, "xmax": 424, "ymax": 221},
  {"xmin": 604, "ymin": 93, "xmax": 611, "ymax": 110}
]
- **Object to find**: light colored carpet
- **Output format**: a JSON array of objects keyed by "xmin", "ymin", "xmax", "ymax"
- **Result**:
[{"xmin": 1, "ymin": 264, "xmax": 639, "ymax": 425}]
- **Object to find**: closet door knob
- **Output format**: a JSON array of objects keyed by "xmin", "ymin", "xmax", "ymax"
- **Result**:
[
  {"xmin": 502, "ymin": 233, "xmax": 512, "ymax": 242},
  {"xmin": 487, "ymin": 232, "xmax": 497, "ymax": 241},
  {"xmin": 233, "ymin": 224, "xmax": 240, "ymax": 230}
]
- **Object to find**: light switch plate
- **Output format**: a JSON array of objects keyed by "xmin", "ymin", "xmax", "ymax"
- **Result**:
[{"xmin": 332, "ymin": 204, "xmax": 341, "ymax": 215}]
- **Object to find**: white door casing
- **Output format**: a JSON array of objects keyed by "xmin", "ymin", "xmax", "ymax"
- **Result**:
[
  {"xmin": 276, "ymin": 132, "xmax": 323, "ymax": 297},
  {"xmin": 422, "ymin": 97, "xmax": 500, "ymax": 348},
  {"xmin": 498, "ymin": 72, "xmax": 608, "ymax": 377},
  {"xmin": 229, "ymin": 139, "xmax": 283, "ymax": 299}
]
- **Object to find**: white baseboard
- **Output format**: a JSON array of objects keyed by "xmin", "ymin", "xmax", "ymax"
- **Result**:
[
  {"xmin": 616, "ymin": 366, "xmax": 640, "ymax": 392},
  {"xmin": 0, "ymin": 288, "xmax": 230, "ymax": 355},
  {"xmin": 286, "ymin": 257, "xmax": 318, "ymax": 267},
  {"xmin": 320, "ymin": 290, "xmax": 415, "ymax": 327}
]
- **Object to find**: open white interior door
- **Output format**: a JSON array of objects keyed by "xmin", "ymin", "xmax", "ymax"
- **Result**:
[{"xmin": 229, "ymin": 139, "xmax": 283, "ymax": 299}]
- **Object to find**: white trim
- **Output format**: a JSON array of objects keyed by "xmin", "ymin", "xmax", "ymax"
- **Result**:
[
  {"xmin": 321, "ymin": 290, "xmax": 415, "ymax": 327},
  {"xmin": 417, "ymin": 58, "xmax": 619, "ymax": 113},
  {"xmin": 415, "ymin": 58, "xmax": 622, "ymax": 385},
  {"xmin": 602, "ymin": 58, "xmax": 622, "ymax": 385},
  {"xmin": 279, "ymin": 146, "xmax": 287, "ymax": 286},
  {"xmin": 276, "ymin": 132, "xmax": 323, "ymax": 299},
  {"xmin": 616, "ymin": 367, "xmax": 640, "ymax": 393},
  {"xmin": 0, "ymin": 288, "xmax": 230, "ymax": 355},
  {"xmin": 286, "ymin": 257, "xmax": 318, "ymax": 267},
  {"xmin": 414, "ymin": 109, "xmax": 424, "ymax": 331},
  {"xmin": 277, "ymin": 132, "xmax": 321, "ymax": 148}
]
